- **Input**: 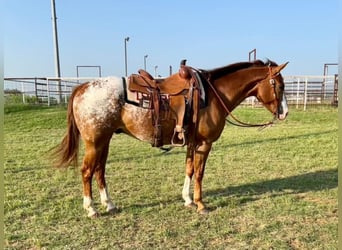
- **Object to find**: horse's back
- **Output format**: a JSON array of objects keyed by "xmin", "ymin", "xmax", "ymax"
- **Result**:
[{"xmin": 72, "ymin": 77, "xmax": 125, "ymax": 137}]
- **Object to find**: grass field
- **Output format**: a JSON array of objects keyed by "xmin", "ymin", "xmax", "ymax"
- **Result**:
[{"xmin": 4, "ymin": 104, "xmax": 338, "ymax": 249}]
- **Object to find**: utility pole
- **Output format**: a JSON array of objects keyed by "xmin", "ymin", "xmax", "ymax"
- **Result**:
[
  {"xmin": 50, "ymin": 0, "xmax": 62, "ymax": 103},
  {"xmin": 154, "ymin": 65, "xmax": 158, "ymax": 77},
  {"xmin": 124, "ymin": 37, "xmax": 129, "ymax": 76},
  {"xmin": 144, "ymin": 54, "xmax": 148, "ymax": 71}
]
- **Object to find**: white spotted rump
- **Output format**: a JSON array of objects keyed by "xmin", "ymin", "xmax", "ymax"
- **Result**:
[{"xmin": 74, "ymin": 77, "xmax": 124, "ymax": 133}]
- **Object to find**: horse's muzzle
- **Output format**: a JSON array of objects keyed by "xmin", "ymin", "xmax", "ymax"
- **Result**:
[
  {"xmin": 277, "ymin": 93, "xmax": 288, "ymax": 120},
  {"xmin": 278, "ymin": 112, "xmax": 288, "ymax": 120}
]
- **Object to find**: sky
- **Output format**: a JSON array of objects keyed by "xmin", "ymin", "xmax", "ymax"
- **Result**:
[{"xmin": 4, "ymin": 0, "xmax": 339, "ymax": 78}]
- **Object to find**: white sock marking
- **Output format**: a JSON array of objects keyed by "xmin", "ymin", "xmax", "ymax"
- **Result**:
[
  {"xmin": 99, "ymin": 188, "xmax": 116, "ymax": 212},
  {"xmin": 182, "ymin": 175, "xmax": 193, "ymax": 206},
  {"xmin": 83, "ymin": 196, "xmax": 98, "ymax": 217}
]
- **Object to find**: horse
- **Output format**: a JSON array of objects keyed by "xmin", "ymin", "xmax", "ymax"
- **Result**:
[{"xmin": 53, "ymin": 59, "xmax": 289, "ymax": 217}]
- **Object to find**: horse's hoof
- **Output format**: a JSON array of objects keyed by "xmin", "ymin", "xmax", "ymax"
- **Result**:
[
  {"xmin": 107, "ymin": 207, "xmax": 121, "ymax": 214},
  {"xmin": 185, "ymin": 202, "xmax": 196, "ymax": 209},
  {"xmin": 197, "ymin": 208, "xmax": 209, "ymax": 215},
  {"xmin": 88, "ymin": 211, "xmax": 100, "ymax": 218}
]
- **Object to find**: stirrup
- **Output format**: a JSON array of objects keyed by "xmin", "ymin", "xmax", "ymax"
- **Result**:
[{"xmin": 171, "ymin": 127, "xmax": 186, "ymax": 147}]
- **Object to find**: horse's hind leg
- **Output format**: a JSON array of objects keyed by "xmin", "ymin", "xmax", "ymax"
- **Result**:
[
  {"xmin": 81, "ymin": 142, "xmax": 98, "ymax": 217},
  {"xmin": 82, "ymin": 137, "xmax": 115, "ymax": 217},
  {"xmin": 94, "ymin": 141, "xmax": 116, "ymax": 213}
]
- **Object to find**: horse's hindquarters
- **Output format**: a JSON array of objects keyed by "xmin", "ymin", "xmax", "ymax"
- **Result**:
[{"xmin": 73, "ymin": 77, "xmax": 125, "ymax": 140}]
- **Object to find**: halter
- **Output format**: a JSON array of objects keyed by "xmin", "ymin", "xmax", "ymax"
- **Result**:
[{"xmin": 206, "ymin": 66, "xmax": 280, "ymax": 129}]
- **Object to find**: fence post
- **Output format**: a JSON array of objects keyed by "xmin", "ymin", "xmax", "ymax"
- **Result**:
[
  {"xmin": 303, "ymin": 77, "xmax": 308, "ymax": 111},
  {"xmin": 332, "ymin": 74, "xmax": 338, "ymax": 106},
  {"xmin": 47, "ymin": 79, "xmax": 50, "ymax": 106},
  {"xmin": 21, "ymin": 81, "xmax": 25, "ymax": 104},
  {"xmin": 321, "ymin": 76, "xmax": 325, "ymax": 101},
  {"xmin": 34, "ymin": 78, "xmax": 38, "ymax": 102},
  {"xmin": 63, "ymin": 80, "xmax": 67, "ymax": 104},
  {"xmin": 56, "ymin": 79, "xmax": 62, "ymax": 104},
  {"xmin": 296, "ymin": 77, "xmax": 300, "ymax": 109}
]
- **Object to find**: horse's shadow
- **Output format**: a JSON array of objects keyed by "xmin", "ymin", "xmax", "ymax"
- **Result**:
[
  {"xmin": 105, "ymin": 168, "xmax": 337, "ymax": 216},
  {"xmin": 106, "ymin": 130, "xmax": 337, "ymax": 213},
  {"xmin": 108, "ymin": 129, "xmax": 337, "ymax": 163},
  {"xmin": 204, "ymin": 168, "xmax": 338, "ymax": 209},
  {"xmin": 217, "ymin": 129, "xmax": 337, "ymax": 151}
]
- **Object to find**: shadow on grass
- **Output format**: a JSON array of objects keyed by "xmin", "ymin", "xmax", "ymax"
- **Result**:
[
  {"xmin": 103, "ymin": 130, "xmax": 337, "ymax": 214},
  {"xmin": 114, "ymin": 129, "xmax": 337, "ymax": 161},
  {"xmin": 219, "ymin": 129, "xmax": 337, "ymax": 149},
  {"xmin": 156, "ymin": 129, "xmax": 337, "ymax": 157},
  {"xmin": 205, "ymin": 168, "xmax": 338, "ymax": 209},
  {"xmin": 103, "ymin": 168, "xmax": 337, "ymax": 216}
]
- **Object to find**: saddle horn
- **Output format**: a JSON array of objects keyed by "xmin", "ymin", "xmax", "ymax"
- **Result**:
[{"xmin": 179, "ymin": 59, "xmax": 191, "ymax": 80}]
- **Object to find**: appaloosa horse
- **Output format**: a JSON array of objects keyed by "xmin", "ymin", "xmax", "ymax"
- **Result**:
[{"xmin": 53, "ymin": 60, "xmax": 288, "ymax": 217}]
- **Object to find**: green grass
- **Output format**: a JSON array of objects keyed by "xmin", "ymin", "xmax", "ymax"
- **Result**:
[{"xmin": 4, "ymin": 105, "xmax": 337, "ymax": 249}]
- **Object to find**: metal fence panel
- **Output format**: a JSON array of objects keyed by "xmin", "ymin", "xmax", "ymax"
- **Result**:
[{"xmin": 4, "ymin": 75, "xmax": 338, "ymax": 109}]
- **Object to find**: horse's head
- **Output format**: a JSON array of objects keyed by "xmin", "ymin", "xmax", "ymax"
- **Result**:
[{"xmin": 255, "ymin": 62, "xmax": 289, "ymax": 120}]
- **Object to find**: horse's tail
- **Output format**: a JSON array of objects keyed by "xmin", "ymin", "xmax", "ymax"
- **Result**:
[{"xmin": 52, "ymin": 86, "xmax": 81, "ymax": 168}]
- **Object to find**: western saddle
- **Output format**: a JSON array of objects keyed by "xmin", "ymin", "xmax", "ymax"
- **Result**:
[{"xmin": 128, "ymin": 60, "xmax": 201, "ymax": 147}]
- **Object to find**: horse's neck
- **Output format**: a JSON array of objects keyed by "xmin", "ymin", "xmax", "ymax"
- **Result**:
[{"xmin": 215, "ymin": 67, "xmax": 268, "ymax": 110}]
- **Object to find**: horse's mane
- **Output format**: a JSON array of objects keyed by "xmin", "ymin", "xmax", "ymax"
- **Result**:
[{"xmin": 205, "ymin": 59, "xmax": 278, "ymax": 79}]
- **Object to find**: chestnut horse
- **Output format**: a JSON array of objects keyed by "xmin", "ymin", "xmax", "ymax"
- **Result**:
[{"xmin": 53, "ymin": 60, "xmax": 288, "ymax": 217}]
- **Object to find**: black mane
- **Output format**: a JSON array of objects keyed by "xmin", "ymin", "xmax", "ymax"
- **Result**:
[{"xmin": 205, "ymin": 59, "xmax": 278, "ymax": 79}]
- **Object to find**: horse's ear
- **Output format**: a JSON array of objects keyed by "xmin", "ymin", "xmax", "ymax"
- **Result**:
[
  {"xmin": 273, "ymin": 62, "xmax": 289, "ymax": 74},
  {"xmin": 279, "ymin": 62, "xmax": 289, "ymax": 71}
]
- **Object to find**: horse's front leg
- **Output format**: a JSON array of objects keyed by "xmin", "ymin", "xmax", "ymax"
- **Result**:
[
  {"xmin": 193, "ymin": 142, "xmax": 212, "ymax": 214},
  {"xmin": 182, "ymin": 147, "xmax": 195, "ymax": 207}
]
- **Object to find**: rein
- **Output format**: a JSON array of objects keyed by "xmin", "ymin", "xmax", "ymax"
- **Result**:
[
  {"xmin": 202, "ymin": 68, "xmax": 277, "ymax": 129},
  {"xmin": 161, "ymin": 65, "xmax": 276, "ymax": 152}
]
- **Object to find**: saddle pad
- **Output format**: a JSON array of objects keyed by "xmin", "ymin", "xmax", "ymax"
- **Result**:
[
  {"xmin": 193, "ymin": 70, "xmax": 208, "ymax": 108},
  {"xmin": 122, "ymin": 77, "xmax": 145, "ymax": 106}
]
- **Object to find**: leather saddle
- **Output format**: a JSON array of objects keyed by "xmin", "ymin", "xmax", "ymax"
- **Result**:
[
  {"xmin": 129, "ymin": 69, "xmax": 190, "ymax": 95},
  {"xmin": 127, "ymin": 60, "xmax": 199, "ymax": 147}
]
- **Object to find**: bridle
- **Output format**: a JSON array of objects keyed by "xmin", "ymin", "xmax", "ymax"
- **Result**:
[{"xmin": 205, "ymin": 66, "xmax": 281, "ymax": 129}]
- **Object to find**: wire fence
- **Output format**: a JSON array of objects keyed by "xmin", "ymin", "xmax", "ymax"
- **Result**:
[{"xmin": 4, "ymin": 75, "xmax": 338, "ymax": 110}]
